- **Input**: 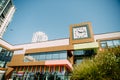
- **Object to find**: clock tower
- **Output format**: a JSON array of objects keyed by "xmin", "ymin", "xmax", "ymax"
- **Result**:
[{"xmin": 70, "ymin": 22, "xmax": 94, "ymax": 44}]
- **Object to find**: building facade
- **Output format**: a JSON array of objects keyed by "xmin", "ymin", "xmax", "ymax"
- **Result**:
[
  {"xmin": 0, "ymin": 0, "xmax": 15, "ymax": 38},
  {"xmin": 32, "ymin": 31, "xmax": 48, "ymax": 43},
  {"xmin": 0, "ymin": 44, "xmax": 13, "ymax": 80},
  {"xmin": 0, "ymin": 38, "xmax": 15, "ymax": 80},
  {"xmin": 0, "ymin": 22, "xmax": 120, "ymax": 80}
]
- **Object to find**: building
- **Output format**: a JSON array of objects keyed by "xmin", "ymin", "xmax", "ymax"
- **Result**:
[
  {"xmin": 32, "ymin": 31, "xmax": 48, "ymax": 43},
  {"xmin": 0, "ymin": 37, "xmax": 16, "ymax": 80},
  {"xmin": 0, "ymin": 0, "xmax": 15, "ymax": 38},
  {"xmin": 0, "ymin": 22, "xmax": 120, "ymax": 80}
]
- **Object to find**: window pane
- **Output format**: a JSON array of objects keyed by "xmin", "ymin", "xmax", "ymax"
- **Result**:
[
  {"xmin": 46, "ymin": 53, "xmax": 52, "ymax": 60},
  {"xmin": 60, "ymin": 53, "xmax": 67, "ymax": 59},
  {"xmin": 40, "ymin": 54, "xmax": 45, "ymax": 60},
  {"xmin": 24, "ymin": 50, "xmax": 67, "ymax": 61},
  {"xmin": 74, "ymin": 50, "xmax": 84, "ymax": 55},
  {"xmin": 9, "ymin": 52, "xmax": 13, "ymax": 56},
  {"xmin": 0, "ymin": 47, "xmax": 2, "ymax": 52},
  {"xmin": 53, "ymin": 53, "xmax": 59, "ymax": 59},
  {"xmin": 107, "ymin": 40, "xmax": 114, "ymax": 47},
  {"xmin": 100, "ymin": 41, "xmax": 107, "ymax": 48},
  {"xmin": 113, "ymin": 40, "xmax": 120, "ymax": 46},
  {"xmin": 0, "ymin": 61, "xmax": 5, "ymax": 67}
]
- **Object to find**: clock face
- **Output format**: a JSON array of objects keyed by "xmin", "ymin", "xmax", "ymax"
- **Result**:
[{"xmin": 73, "ymin": 26, "xmax": 89, "ymax": 39}]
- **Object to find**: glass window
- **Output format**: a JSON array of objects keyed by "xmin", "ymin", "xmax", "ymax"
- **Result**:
[
  {"xmin": 60, "ymin": 53, "xmax": 67, "ymax": 59},
  {"xmin": 46, "ymin": 53, "xmax": 52, "ymax": 60},
  {"xmin": 100, "ymin": 41, "xmax": 107, "ymax": 48},
  {"xmin": 113, "ymin": 40, "xmax": 120, "ymax": 46},
  {"xmin": 39, "ymin": 54, "xmax": 45, "ymax": 60},
  {"xmin": 2, "ymin": 0, "xmax": 12, "ymax": 17},
  {"xmin": 0, "ymin": 0, "xmax": 8, "ymax": 12},
  {"xmin": 9, "ymin": 52, "xmax": 13, "ymax": 56},
  {"xmin": 36, "ymin": 55, "xmax": 40, "ymax": 61},
  {"xmin": 73, "ymin": 50, "xmax": 84, "ymax": 55},
  {"xmin": 53, "ymin": 53, "xmax": 59, "ymax": 59},
  {"xmin": 107, "ymin": 40, "xmax": 114, "ymax": 47},
  {"xmin": 34, "ymin": 55, "xmax": 37, "ymax": 61},
  {"xmin": 0, "ymin": 61, "xmax": 5, "ymax": 67},
  {"xmin": 6, "ymin": 51, "xmax": 9, "ymax": 56},
  {"xmin": 37, "ymin": 55, "xmax": 41, "ymax": 61},
  {"xmin": 0, "ymin": 47, "xmax": 2, "ymax": 52},
  {"xmin": 24, "ymin": 50, "xmax": 67, "ymax": 61}
]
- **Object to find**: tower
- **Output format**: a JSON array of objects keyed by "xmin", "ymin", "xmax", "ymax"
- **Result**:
[{"xmin": 0, "ymin": 0, "xmax": 15, "ymax": 38}]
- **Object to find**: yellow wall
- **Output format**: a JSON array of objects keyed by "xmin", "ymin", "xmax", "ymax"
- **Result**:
[{"xmin": 74, "ymin": 42, "xmax": 99, "ymax": 50}]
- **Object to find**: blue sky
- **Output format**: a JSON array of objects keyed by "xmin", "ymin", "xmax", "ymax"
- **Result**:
[{"xmin": 3, "ymin": 0, "xmax": 120, "ymax": 44}]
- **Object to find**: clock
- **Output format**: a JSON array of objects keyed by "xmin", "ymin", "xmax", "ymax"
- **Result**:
[
  {"xmin": 73, "ymin": 26, "xmax": 89, "ymax": 39},
  {"xmin": 70, "ymin": 22, "xmax": 94, "ymax": 44}
]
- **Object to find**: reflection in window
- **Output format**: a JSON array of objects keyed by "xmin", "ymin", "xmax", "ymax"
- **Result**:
[
  {"xmin": 2, "ymin": 0, "xmax": 12, "ymax": 17},
  {"xmin": 107, "ymin": 40, "xmax": 114, "ymax": 47},
  {"xmin": 100, "ymin": 40, "xmax": 120, "ymax": 48},
  {"xmin": 53, "ymin": 53, "xmax": 59, "ymax": 59},
  {"xmin": 0, "ymin": 0, "xmax": 9, "ymax": 12},
  {"xmin": 113, "ymin": 40, "xmax": 120, "ymax": 46},
  {"xmin": 73, "ymin": 50, "xmax": 84, "ymax": 55},
  {"xmin": 0, "ymin": 61, "xmax": 5, "ymax": 67},
  {"xmin": 24, "ymin": 51, "xmax": 67, "ymax": 62},
  {"xmin": 60, "ymin": 53, "xmax": 67, "ymax": 59},
  {"xmin": 46, "ymin": 53, "xmax": 52, "ymax": 60},
  {"xmin": 73, "ymin": 49, "xmax": 94, "ymax": 56},
  {"xmin": 0, "ymin": 46, "xmax": 13, "ymax": 68}
]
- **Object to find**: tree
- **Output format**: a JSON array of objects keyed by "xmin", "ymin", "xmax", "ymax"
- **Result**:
[{"xmin": 71, "ymin": 47, "xmax": 120, "ymax": 80}]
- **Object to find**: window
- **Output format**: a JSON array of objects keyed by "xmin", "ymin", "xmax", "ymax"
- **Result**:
[
  {"xmin": 2, "ymin": 0, "xmax": 12, "ymax": 17},
  {"xmin": 113, "ymin": 40, "xmax": 120, "ymax": 46},
  {"xmin": 0, "ymin": 61, "xmax": 5, "ymax": 67},
  {"xmin": 73, "ymin": 50, "xmax": 84, "ymax": 56},
  {"xmin": 0, "ymin": 0, "xmax": 8, "ymax": 12},
  {"xmin": 6, "ymin": 51, "xmax": 9, "ymax": 56},
  {"xmin": 53, "ymin": 53, "xmax": 59, "ymax": 59},
  {"xmin": 46, "ymin": 53, "xmax": 52, "ymax": 60},
  {"xmin": 100, "ymin": 41, "xmax": 107, "ymax": 48},
  {"xmin": 0, "ymin": 47, "xmax": 2, "ymax": 52},
  {"xmin": 24, "ymin": 50, "xmax": 67, "ymax": 62},
  {"xmin": 107, "ymin": 40, "xmax": 114, "ymax": 47},
  {"xmin": 60, "ymin": 53, "xmax": 67, "ymax": 59},
  {"xmin": 39, "ymin": 54, "xmax": 45, "ymax": 60},
  {"xmin": 100, "ymin": 39, "xmax": 120, "ymax": 48}
]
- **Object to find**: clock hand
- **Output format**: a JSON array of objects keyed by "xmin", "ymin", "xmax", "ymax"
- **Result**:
[{"xmin": 78, "ymin": 31, "xmax": 83, "ymax": 33}]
